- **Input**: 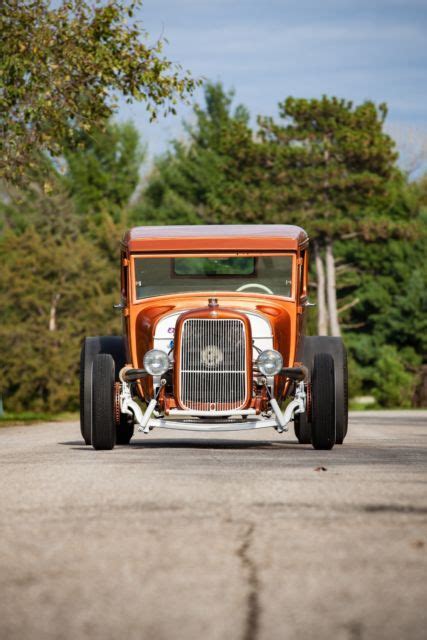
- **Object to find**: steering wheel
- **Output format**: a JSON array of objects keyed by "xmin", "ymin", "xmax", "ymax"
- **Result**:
[{"xmin": 236, "ymin": 283, "xmax": 274, "ymax": 294}]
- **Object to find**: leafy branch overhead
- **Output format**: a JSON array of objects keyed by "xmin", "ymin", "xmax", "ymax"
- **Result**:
[{"xmin": 0, "ymin": 0, "xmax": 199, "ymax": 182}]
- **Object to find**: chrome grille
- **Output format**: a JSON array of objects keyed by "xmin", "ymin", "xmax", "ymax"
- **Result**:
[{"xmin": 179, "ymin": 318, "xmax": 247, "ymax": 411}]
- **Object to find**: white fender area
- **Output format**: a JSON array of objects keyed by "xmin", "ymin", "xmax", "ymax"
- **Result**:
[{"xmin": 153, "ymin": 308, "xmax": 274, "ymax": 355}]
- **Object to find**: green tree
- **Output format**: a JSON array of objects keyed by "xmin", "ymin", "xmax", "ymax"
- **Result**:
[
  {"xmin": 137, "ymin": 90, "xmax": 406, "ymax": 337},
  {"xmin": 1, "ymin": 119, "xmax": 147, "ymax": 269},
  {"xmin": 0, "ymin": 224, "xmax": 119, "ymax": 412},
  {"xmin": 255, "ymin": 97, "xmax": 399, "ymax": 336},
  {"xmin": 130, "ymin": 82, "xmax": 252, "ymax": 226},
  {"xmin": 0, "ymin": 159, "xmax": 84, "ymax": 235},
  {"xmin": 0, "ymin": 0, "xmax": 197, "ymax": 182},
  {"xmin": 136, "ymin": 84, "xmax": 426, "ymax": 406},
  {"xmin": 63, "ymin": 120, "xmax": 144, "ymax": 225},
  {"xmin": 372, "ymin": 346, "xmax": 418, "ymax": 408},
  {"xmin": 0, "ymin": 133, "xmax": 132, "ymax": 412},
  {"xmin": 335, "ymin": 192, "xmax": 427, "ymax": 405}
]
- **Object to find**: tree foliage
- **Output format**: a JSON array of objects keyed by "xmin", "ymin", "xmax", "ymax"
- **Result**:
[
  {"xmin": 0, "ymin": 68, "xmax": 425, "ymax": 410},
  {"xmin": 0, "ymin": 214, "xmax": 119, "ymax": 412},
  {"xmin": 134, "ymin": 83, "xmax": 427, "ymax": 406},
  {"xmin": 130, "ymin": 82, "xmax": 251, "ymax": 226},
  {"xmin": 135, "ymin": 88, "xmax": 402, "ymax": 234},
  {"xmin": 63, "ymin": 120, "xmax": 144, "ymax": 225},
  {"xmin": 0, "ymin": 113, "xmax": 151, "ymax": 411},
  {"xmin": 0, "ymin": 0, "xmax": 197, "ymax": 182},
  {"xmin": 255, "ymin": 97, "xmax": 399, "ymax": 237}
]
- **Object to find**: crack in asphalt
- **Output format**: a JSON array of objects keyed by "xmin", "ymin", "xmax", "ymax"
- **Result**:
[
  {"xmin": 363, "ymin": 504, "xmax": 427, "ymax": 514},
  {"xmin": 237, "ymin": 523, "xmax": 260, "ymax": 640}
]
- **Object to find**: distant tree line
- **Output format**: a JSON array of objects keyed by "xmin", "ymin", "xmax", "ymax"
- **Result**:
[
  {"xmin": 0, "ymin": 1, "xmax": 425, "ymax": 411},
  {"xmin": 1, "ymin": 82, "xmax": 426, "ymax": 411}
]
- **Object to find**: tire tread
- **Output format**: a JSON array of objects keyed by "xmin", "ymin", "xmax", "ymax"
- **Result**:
[
  {"xmin": 92, "ymin": 354, "xmax": 116, "ymax": 450},
  {"xmin": 311, "ymin": 352, "xmax": 336, "ymax": 450}
]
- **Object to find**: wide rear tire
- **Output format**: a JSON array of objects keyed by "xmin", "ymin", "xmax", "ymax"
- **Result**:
[
  {"xmin": 80, "ymin": 336, "xmax": 127, "ymax": 445},
  {"xmin": 92, "ymin": 354, "xmax": 116, "ymax": 450},
  {"xmin": 116, "ymin": 415, "xmax": 134, "ymax": 445},
  {"xmin": 294, "ymin": 412, "xmax": 311, "ymax": 444},
  {"xmin": 311, "ymin": 353, "xmax": 336, "ymax": 450}
]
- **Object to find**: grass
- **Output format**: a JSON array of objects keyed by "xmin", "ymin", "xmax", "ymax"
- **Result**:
[
  {"xmin": 0, "ymin": 411, "xmax": 78, "ymax": 427},
  {"xmin": 349, "ymin": 401, "xmax": 420, "ymax": 410},
  {"xmin": 349, "ymin": 401, "xmax": 380, "ymax": 411}
]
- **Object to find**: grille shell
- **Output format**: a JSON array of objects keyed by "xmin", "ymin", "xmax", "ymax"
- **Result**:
[{"xmin": 178, "ymin": 317, "xmax": 249, "ymax": 412}]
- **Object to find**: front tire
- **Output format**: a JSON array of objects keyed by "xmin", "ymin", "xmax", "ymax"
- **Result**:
[
  {"xmin": 80, "ymin": 336, "xmax": 126, "ymax": 445},
  {"xmin": 298, "ymin": 336, "xmax": 348, "ymax": 444},
  {"xmin": 92, "ymin": 354, "xmax": 116, "ymax": 450},
  {"xmin": 311, "ymin": 353, "xmax": 336, "ymax": 450}
]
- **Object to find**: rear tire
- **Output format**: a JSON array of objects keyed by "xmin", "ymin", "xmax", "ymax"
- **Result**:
[
  {"xmin": 79, "ymin": 341, "xmax": 92, "ymax": 445},
  {"xmin": 92, "ymin": 354, "xmax": 116, "ymax": 450},
  {"xmin": 294, "ymin": 413, "xmax": 311, "ymax": 444},
  {"xmin": 311, "ymin": 353, "xmax": 336, "ymax": 450},
  {"xmin": 334, "ymin": 344, "xmax": 348, "ymax": 444},
  {"xmin": 116, "ymin": 414, "xmax": 134, "ymax": 445},
  {"xmin": 79, "ymin": 336, "xmax": 126, "ymax": 445}
]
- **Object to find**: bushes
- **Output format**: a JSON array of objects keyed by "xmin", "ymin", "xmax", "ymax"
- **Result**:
[{"xmin": 372, "ymin": 346, "xmax": 419, "ymax": 408}]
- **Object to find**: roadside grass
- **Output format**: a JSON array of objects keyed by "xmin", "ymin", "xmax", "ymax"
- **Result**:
[
  {"xmin": 349, "ymin": 401, "xmax": 380, "ymax": 411},
  {"xmin": 349, "ymin": 401, "xmax": 424, "ymax": 410},
  {"xmin": 0, "ymin": 412, "xmax": 79, "ymax": 427}
]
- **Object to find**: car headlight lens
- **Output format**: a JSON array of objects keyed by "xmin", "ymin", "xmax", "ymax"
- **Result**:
[
  {"xmin": 256, "ymin": 349, "xmax": 283, "ymax": 376},
  {"xmin": 143, "ymin": 349, "xmax": 169, "ymax": 376}
]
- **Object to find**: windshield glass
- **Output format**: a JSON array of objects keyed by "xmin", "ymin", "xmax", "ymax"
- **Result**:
[
  {"xmin": 134, "ymin": 255, "xmax": 293, "ymax": 299},
  {"xmin": 174, "ymin": 256, "xmax": 255, "ymax": 276}
]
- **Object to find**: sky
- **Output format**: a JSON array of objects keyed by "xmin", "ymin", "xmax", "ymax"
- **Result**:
[{"xmin": 118, "ymin": 0, "xmax": 427, "ymax": 171}]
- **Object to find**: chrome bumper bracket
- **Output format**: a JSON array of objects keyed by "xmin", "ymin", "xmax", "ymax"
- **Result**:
[{"xmin": 120, "ymin": 380, "xmax": 306, "ymax": 435}]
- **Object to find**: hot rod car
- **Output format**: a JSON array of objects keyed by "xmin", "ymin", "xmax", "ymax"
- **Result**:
[{"xmin": 80, "ymin": 225, "xmax": 348, "ymax": 450}]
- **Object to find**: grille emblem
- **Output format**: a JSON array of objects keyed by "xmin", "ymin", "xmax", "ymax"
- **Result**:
[{"xmin": 201, "ymin": 345, "xmax": 224, "ymax": 368}]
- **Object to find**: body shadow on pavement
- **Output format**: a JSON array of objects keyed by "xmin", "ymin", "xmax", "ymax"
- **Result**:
[{"xmin": 59, "ymin": 438, "xmax": 304, "ymax": 450}]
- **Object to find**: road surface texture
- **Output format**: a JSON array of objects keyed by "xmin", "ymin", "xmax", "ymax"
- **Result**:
[{"xmin": 0, "ymin": 411, "xmax": 426, "ymax": 640}]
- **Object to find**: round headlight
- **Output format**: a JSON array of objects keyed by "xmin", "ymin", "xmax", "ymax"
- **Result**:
[
  {"xmin": 143, "ymin": 349, "xmax": 169, "ymax": 376},
  {"xmin": 256, "ymin": 349, "xmax": 283, "ymax": 376}
]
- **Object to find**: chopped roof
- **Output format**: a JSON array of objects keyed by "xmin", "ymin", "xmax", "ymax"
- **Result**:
[{"xmin": 123, "ymin": 224, "xmax": 308, "ymax": 253}]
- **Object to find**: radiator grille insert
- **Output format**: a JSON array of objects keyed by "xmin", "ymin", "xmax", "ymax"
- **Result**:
[{"xmin": 179, "ymin": 318, "xmax": 247, "ymax": 411}]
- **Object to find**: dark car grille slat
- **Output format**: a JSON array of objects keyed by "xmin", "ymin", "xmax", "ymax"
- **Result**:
[{"xmin": 179, "ymin": 318, "xmax": 247, "ymax": 411}]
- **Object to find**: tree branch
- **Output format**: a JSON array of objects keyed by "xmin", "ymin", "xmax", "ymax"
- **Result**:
[
  {"xmin": 340, "ymin": 232, "xmax": 361, "ymax": 240},
  {"xmin": 338, "ymin": 297, "xmax": 360, "ymax": 315},
  {"xmin": 341, "ymin": 321, "xmax": 366, "ymax": 329}
]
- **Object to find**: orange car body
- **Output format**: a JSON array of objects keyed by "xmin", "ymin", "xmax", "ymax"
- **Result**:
[
  {"xmin": 119, "ymin": 225, "xmax": 310, "ymax": 412},
  {"xmin": 82, "ymin": 223, "xmax": 347, "ymax": 450}
]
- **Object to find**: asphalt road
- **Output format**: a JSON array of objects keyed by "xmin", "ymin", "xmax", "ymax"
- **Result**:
[{"xmin": 0, "ymin": 411, "xmax": 426, "ymax": 640}]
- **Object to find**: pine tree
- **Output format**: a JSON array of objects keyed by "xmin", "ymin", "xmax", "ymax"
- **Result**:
[{"xmin": 130, "ymin": 82, "xmax": 252, "ymax": 226}]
